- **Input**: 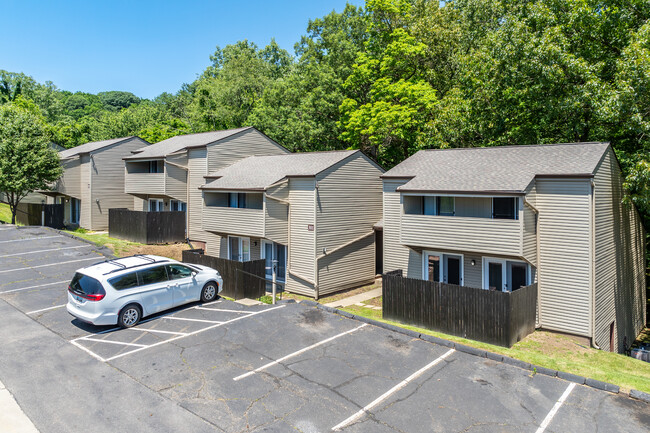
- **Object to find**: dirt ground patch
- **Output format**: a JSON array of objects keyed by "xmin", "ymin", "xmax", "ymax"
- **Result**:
[{"xmin": 119, "ymin": 243, "xmax": 190, "ymax": 261}]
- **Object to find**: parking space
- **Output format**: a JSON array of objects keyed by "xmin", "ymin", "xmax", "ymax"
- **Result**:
[{"xmin": 0, "ymin": 225, "xmax": 647, "ymax": 433}]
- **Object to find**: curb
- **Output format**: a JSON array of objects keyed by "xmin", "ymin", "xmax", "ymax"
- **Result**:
[{"xmin": 309, "ymin": 303, "xmax": 632, "ymax": 398}]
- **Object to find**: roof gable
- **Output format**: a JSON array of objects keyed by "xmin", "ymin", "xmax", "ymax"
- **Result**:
[{"xmin": 59, "ymin": 136, "xmax": 139, "ymax": 159}]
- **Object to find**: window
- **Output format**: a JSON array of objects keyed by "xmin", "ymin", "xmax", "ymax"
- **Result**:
[
  {"xmin": 149, "ymin": 199, "xmax": 164, "ymax": 212},
  {"xmin": 170, "ymin": 200, "xmax": 186, "ymax": 212},
  {"xmin": 166, "ymin": 264, "xmax": 193, "ymax": 280},
  {"xmin": 109, "ymin": 272, "xmax": 139, "ymax": 290},
  {"xmin": 228, "ymin": 192, "xmax": 247, "ymax": 208},
  {"xmin": 148, "ymin": 160, "xmax": 163, "ymax": 173},
  {"xmin": 437, "ymin": 197, "xmax": 455, "ymax": 216},
  {"xmin": 69, "ymin": 273, "xmax": 104, "ymax": 297},
  {"xmin": 70, "ymin": 198, "xmax": 80, "ymax": 224},
  {"xmin": 423, "ymin": 196, "xmax": 436, "ymax": 215},
  {"xmin": 137, "ymin": 266, "xmax": 168, "ymax": 286},
  {"xmin": 492, "ymin": 198, "xmax": 518, "ymax": 220}
]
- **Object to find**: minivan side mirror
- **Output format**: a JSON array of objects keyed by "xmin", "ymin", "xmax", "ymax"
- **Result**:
[{"xmin": 191, "ymin": 271, "xmax": 197, "ymax": 278}]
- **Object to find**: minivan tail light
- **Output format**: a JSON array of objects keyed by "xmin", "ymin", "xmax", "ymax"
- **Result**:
[{"xmin": 68, "ymin": 287, "xmax": 105, "ymax": 301}]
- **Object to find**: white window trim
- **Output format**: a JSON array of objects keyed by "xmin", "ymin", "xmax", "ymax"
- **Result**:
[
  {"xmin": 482, "ymin": 257, "xmax": 530, "ymax": 291},
  {"xmin": 423, "ymin": 250, "xmax": 464, "ymax": 286},
  {"xmin": 227, "ymin": 235, "xmax": 251, "ymax": 262},
  {"xmin": 149, "ymin": 198, "xmax": 164, "ymax": 212},
  {"xmin": 170, "ymin": 200, "xmax": 186, "ymax": 212}
]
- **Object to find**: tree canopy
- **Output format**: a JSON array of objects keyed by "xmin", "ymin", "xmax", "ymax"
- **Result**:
[{"xmin": 1, "ymin": 0, "xmax": 649, "ymax": 219}]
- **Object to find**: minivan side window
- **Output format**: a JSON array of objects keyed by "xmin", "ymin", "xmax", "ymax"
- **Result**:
[
  {"xmin": 137, "ymin": 266, "xmax": 169, "ymax": 286},
  {"xmin": 108, "ymin": 272, "xmax": 139, "ymax": 290},
  {"xmin": 166, "ymin": 264, "xmax": 193, "ymax": 280}
]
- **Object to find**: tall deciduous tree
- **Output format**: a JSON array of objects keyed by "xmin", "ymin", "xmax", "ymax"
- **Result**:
[{"xmin": 0, "ymin": 103, "xmax": 62, "ymax": 224}]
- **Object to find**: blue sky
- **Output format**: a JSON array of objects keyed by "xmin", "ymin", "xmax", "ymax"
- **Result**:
[{"xmin": 2, "ymin": 0, "xmax": 362, "ymax": 99}]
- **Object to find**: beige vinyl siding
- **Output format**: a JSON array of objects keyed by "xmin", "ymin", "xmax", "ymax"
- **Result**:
[
  {"xmin": 464, "ymin": 254, "xmax": 483, "ymax": 288},
  {"xmin": 89, "ymin": 137, "xmax": 149, "ymax": 230},
  {"xmin": 125, "ymin": 172, "xmax": 165, "ymax": 195},
  {"xmin": 383, "ymin": 179, "xmax": 418, "ymax": 277},
  {"xmin": 133, "ymin": 196, "xmax": 146, "ymax": 211},
  {"xmin": 286, "ymin": 178, "xmax": 316, "ymax": 296},
  {"xmin": 202, "ymin": 207, "xmax": 264, "ymax": 237},
  {"xmin": 79, "ymin": 155, "xmax": 91, "ymax": 229},
  {"xmin": 523, "ymin": 184, "xmax": 537, "ymax": 266},
  {"xmin": 315, "ymin": 153, "xmax": 383, "ymax": 294},
  {"xmin": 593, "ymin": 148, "xmax": 646, "ymax": 352},
  {"xmin": 400, "ymin": 214, "xmax": 522, "ymax": 257},
  {"xmin": 536, "ymin": 178, "xmax": 592, "ymax": 337},
  {"xmin": 206, "ymin": 129, "xmax": 290, "ymax": 173},
  {"xmin": 164, "ymin": 153, "xmax": 188, "ymax": 202},
  {"xmin": 188, "ymin": 148, "xmax": 208, "ymax": 241},
  {"xmin": 56, "ymin": 158, "xmax": 81, "ymax": 198},
  {"xmin": 265, "ymin": 196, "xmax": 289, "ymax": 245}
]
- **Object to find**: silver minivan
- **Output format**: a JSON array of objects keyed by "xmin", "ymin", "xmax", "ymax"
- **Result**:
[{"xmin": 66, "ymin": 255, "xmax": 223, "ymax": 328}]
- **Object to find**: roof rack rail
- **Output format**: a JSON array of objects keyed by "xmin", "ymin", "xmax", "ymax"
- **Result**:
[
  {"xmin": 133, "ymin": 254, "xmax": 156, "ymax": 263},
  {"xmin": 101, "ymin": 257, "xmax": 172, "ymax": 276}
]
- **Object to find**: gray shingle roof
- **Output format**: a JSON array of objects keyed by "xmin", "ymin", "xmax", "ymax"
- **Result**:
[
  {"xmin": 201, "ymin": 150, "xmax": 358, "ymax": 190},
  {"xmin": 125, "ymin": 127, "xmax": 253, "ymax": 160},
  {"xmin": 59, "ymin": 136, "xmax": 135, "ymax": 159},
  {"xmin": 382, "ymin": 142, "xmax": 610, "ymax": 193}
]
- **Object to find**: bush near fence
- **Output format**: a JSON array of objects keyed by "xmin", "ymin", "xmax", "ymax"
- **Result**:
[
  {"xmin": 382, "ymin": 270, "xmax": 537, "ymax": 347},
  {"xmin": 182, "ymin": 249, "xmax": 266, "ymax": 300},
  {"xmin": 108, "ymin": 208, "xmax": 185, "ymax": 244}
]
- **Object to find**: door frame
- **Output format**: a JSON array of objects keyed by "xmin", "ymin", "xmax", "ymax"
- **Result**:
[
  {"xmin": 482, "ymin": 257, "xmax": 530, "ymax": 291},
  {"xmin": 227, "ymin": 235, "xmax": 251, "ymax": 262},
  {"xmin": 261, "ymin": 240, "xmax": 287, "ymax": 283},
  {"xmin": 422, "ymin": 251, "xmax": 464, "ymax": 285}
]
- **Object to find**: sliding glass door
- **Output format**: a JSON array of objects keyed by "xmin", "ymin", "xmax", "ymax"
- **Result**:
[
  {"xmin": 228, "ymin": 236, "xmax": 250, "ymax": 262},
  {"xmin": 262, "ymin": 241, "xmax": 287, "ymax": 289},
  {"xmin": 423, "ymin": 251, "xmax": 463, "ymax": 286},
  {"xmin": 483, "ymin": 258, "xmax": 529, "ymax": 291}
]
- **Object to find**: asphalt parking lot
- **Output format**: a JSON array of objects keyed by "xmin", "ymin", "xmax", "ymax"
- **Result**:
[{"xmin": 0, "ymin": 225, "xmax": 648, "ymax": 433}]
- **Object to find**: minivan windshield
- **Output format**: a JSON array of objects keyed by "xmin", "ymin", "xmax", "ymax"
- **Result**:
[{"xmin": 69, "ymin": 273, "xmax": 104, "ymax": 296}]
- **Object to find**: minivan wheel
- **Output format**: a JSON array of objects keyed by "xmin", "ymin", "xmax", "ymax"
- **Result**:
[
  {"xmin": 118, "ymin": 304, "xmax": 141, "ymax": 328},
  {"xmin": 201, "ymin": 282, "xmax": 218, "ymax": 303}
]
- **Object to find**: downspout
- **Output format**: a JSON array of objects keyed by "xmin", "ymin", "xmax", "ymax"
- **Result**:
[
  {"xmin": 590, "ymin": 179, "xmax": 600, "ymax": 350},
  {"xmin": 524, "ymin": 198, "xmax": 541, "ymax": 328}
]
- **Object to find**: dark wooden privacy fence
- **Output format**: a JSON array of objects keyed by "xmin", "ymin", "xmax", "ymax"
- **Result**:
[
  {"xmin": 108, "ymin": 209, "xmax": 185, "ymax": 244},
  {"xmin": 182, "ymin": 249, "xmax": 266, "ymax": 300},
  {"xmin": 16, "ymin": 203, "xmax": 64, "ymax": 229},
  {"xmin": 382, "ymin": 270, "xmax": 537, "ymax": 347}
]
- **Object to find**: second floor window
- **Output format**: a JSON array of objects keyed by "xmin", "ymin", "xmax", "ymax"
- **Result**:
[
  {"xmin": 228, "ymin": 192, "xmax": 247, "ymax": 208},
  {"xmin": 148, "ymin": 161, "xmax": 163, "ymax": 173},
  {"xmin": 492, "ymin": 197, "xmax": 518, "ymax": 220},
  {"xmin": 405, "ymin": 196, "xmax": 455, "ymax": 216}
]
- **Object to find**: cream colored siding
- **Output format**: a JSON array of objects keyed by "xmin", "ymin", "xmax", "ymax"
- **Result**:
[
  {"xmin": 536, "ymin": 178, "xmax": 592, "ymax": 336},
  {"xmin": 202, "ymin": 207, "xmax": 264, "ymax": 237},
  {"xmin": 593, "ymin": 148, "xmax": 646, "ymax": 352},
  {"xmin": 188, "ymin": 148, "xmax": 208, "ymax": 241},
  {"xmin": 133, "ymin": 196, "xmax": 146, "ymax": 211},
  {"xmin": 165, "ymin": 163, "xmax": 188, "ymax": 202},
  {"xmin": 383, "ymin": 179, "xmax": 414, "ymax": 276},
  {"xmin": 89, "ymin": 137, "xmax": 149, "ymax": 230},
  {"xmin": 315, "ymin": 153, "xmax": 383, "ymax": 294},
  {"xmin": 265, "ymin": 197, "xmax": 289, "ymax": 245},
  {"xmin": 79, "ymin": 155, "xmax": 91, "ymax": 229},
  {"xmin": 286, "ymin": 178, "xmax": 316, "ymax": 296},
  {"xmin": 400, "ymin": 214, "xmax": 522, "ymax": 257},
  {"xmin": 464, "ymin": 254, "xmax": 483, "ymax": 288},
  {"xmin": 56, "ymin": 158, "xmax": 81, "ymax": 198},
  {"xmin": 206, "ymin": 129, "xmax": 290, "ymax": 173},
  {"xmin": 455, "ymin": 197, "xmax": 492, "ymax": 218},
  {"xmin": 523, "ymin": 184, "xmax": 537, "ymax": 266},
  {"xmin": 125, "ymin": 172, "xmax": 165, "ymax": 195}
]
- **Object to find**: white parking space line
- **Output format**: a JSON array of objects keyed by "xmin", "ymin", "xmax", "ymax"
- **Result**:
[
  {"xmin": 131, "ymin": 328, "xmax": 188, "ymax": 336},
  {"xmin": 332, "ymin": 349, "xmax": 456, "ymax": 431},
  {"xmin": 102, "ymin": 305, "xmax": 285, "ymax": 362},
  {"xmin": 535, "ymin": 383, "xmax": 576, "ymax": 433},
  {"xmin": 164, "ymin": 316, "xmax": 225, "ymax": 324},
  {"xmin": 0, "ymin": 280, "xmax": 68, "ymax": 295},
  {"xmin": 0, "ymin": 257, "xmax": 99, "ymax": 274},
  {"xmin": 27, "ymin": 304, "xmax": 66, "ymax": 315},
  {"xmin": 0, "ymin": 245, "xmax": 90, "ymax": 258},
  {"xmin": 194, "ymin": 306, "xmax": 251, "ymax": 313},
  {"xmin": 234, "ymin": 324, "xmax": 368, "ymax": 381},
  {"xmin": 200, "ymin": 300, "xmax": 223, "ymax": 306},
  {"xmin": 70, "ymin": 340, "xmax": 106, "ymax": 362},
  {"xmin": 81, "ymin": 338, "xmax": 148, "ymax": 348},
  {"xmin": 0, "ymin": 235, "xmax": 61, "ymax": 244}
]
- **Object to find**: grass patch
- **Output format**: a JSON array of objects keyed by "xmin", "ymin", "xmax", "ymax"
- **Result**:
[
  {"xmin": 342, "ymin": 304, "xmax": 650, "ymax": 393},
  {"xmin": 0, "ymin": 202, "xmax": 14, "ymax": 224},
  {"xmin": 65, "ymin": 230, "xmax": 144, "ymax": 257},
  {"xmin": 259, "ymin": 294, "xmax": 282, "ymax": 304}
]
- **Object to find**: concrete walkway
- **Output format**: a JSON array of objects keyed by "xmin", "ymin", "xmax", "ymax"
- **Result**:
[
  {"xmin": 0, "ymin": 380, "xmax": 39, "ymax": 433},
  {"xmin": 324, "ymin": 287, "xmax": 382, "ymax": 308}
]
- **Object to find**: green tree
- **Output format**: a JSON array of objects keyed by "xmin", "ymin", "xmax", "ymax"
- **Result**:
[
  {"xmin": 98, "ymin": 91, "xmax": 141, "ymax": 110},
  {"xmin": 0, "ymin": 103, "xmax": 62, "ymax": 224}
]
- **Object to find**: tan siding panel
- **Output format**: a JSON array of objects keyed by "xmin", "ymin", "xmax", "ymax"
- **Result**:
[
  {"xmin": 265, "ymin": 197, "xmax": 289, "ymax": 245},
  {"xmin": 56, "ymin": 158, "xmax": 81, "ymax": 198},
  {"xmin": 202, "ymin": 207, "xmax": 264, "ymax": 237},
  {"xmin": 79, "ymin": 155, "xmax": 91, "ymax": 228},
  {"xmin": 89, "ymin": 137, "xmax": 150, "ymax": 230},
  {"xmin": 286, "ymin": 178, "xmax": 315, "ymax": 294},
  {"xmin": 206, "ymin": 129, "xmax": 290, "ymax": 173},
  {"xmin": 315, "ymin": 153, "xmax": 383, "ymax": 293},
  {"xmin": 125, "ymin": 172, "xmax": 165, "ymax": 195},
  {"xmin": 188, "ymin": 148, "xmax": 208, "ymax": 242},
  {"xmin": 523, "ymin": 184, "xmax": 537, "ymax": 266},
  {"xmin": 594, "ymin": 148, "xmax": 646, "ymax": 352},
  {"xmin": 455, "ymin": 197, "xmax": 491, "ymax": 218},
  {"xmin": 537, "ymin": 179, "xmax": 592, "ymax": 336},
  {"xmin": 383, "ymin": 180, "xmax": 412, "ymax": 276}
]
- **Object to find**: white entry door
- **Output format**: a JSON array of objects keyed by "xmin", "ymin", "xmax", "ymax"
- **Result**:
[{"xmin": 228, "ymin": 236, "xmax": 250, "ymax": 262}]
